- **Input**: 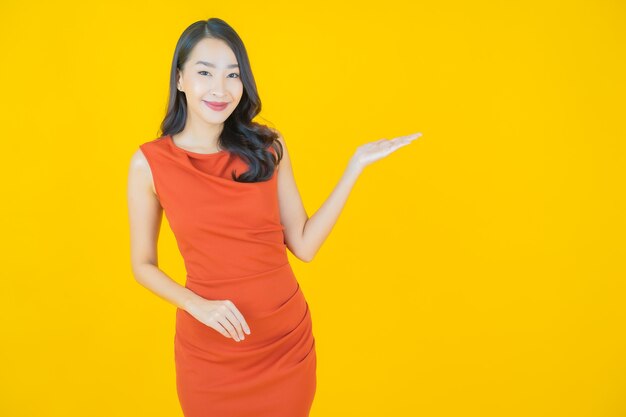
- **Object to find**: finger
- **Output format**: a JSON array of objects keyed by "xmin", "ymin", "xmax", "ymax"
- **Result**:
[
  {"xmin": 220, "ymin": 317, "xmax": 241, "ymax": 341},
  {"xmin": 383, "ymin": 140, "xmax": 412, "ymax": 154},
  {"xmin": 397, "ymin": 137, "xmax": 415, "ymax": 146},
  {"xmin": 396, "ymin": 132, "xmax": 422, "ymax": 141},
  {"xmin": 223, "ymin": 309, "xmax": 245, "ymax": 341},
  {"xmin": 393, "ymin": 134, "xmax": 419, "ymax": 146},
  {"xmin": 226, "ymin": 300, "xmax": 251, "ymax": 335},
  {"xmin": 218, "ymin": 321, "xmax": 233, "ymax": 339},
  {"xmin": 391, "ymin": 137, "xmax": 411, "ymax": 145},
  {"xmin": 211, "ymin": 319, "xmax": 231, "ymax": 338},
  {"xmin": 217, "ymin": 304, "xmax": 241, "ymax": 340}
]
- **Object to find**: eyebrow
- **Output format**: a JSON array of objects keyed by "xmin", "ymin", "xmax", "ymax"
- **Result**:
[{"xmin": 194, "ymin": 61, "xmax": 240, "ymax": 69}]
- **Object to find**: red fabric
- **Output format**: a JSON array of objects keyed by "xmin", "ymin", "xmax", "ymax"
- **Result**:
[{"xmin": 139, "ymin": 135, "xmax": 316, "ymax": 417}]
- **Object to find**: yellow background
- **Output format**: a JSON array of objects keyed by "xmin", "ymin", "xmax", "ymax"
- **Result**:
[{"xmin": 1, "ymin": 1, "xmax": 625, "ymax": 416}]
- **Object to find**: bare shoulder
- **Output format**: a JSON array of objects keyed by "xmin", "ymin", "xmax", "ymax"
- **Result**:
[
  {"xmin": 128, "ymin": 148, "xmax": 157, "ymax": 196},
  {"xmin": 130, "ymin": 147, "xmax": 148, "ymax": 166},
  {"xmin": 268, "ymin": 127, "xmax": 289, "ymax": 166},
  {"xmin": 267, "ymin": 126, "xmax": 285, "ymax": 146}
]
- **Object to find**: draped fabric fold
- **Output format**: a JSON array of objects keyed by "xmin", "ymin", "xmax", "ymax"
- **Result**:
[{"xmin": 139, "ymin": 135, "xmax": 316, "ymax": 417}]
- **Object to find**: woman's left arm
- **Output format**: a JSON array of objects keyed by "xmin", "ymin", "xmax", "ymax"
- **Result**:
[{"xmin": 274, "ymin": 129, "xmax": 422, "ymax": 262}]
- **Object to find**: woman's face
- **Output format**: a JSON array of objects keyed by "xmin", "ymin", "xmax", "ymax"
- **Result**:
[{"xmin": 177, "ymin": 37, "xmax": 243, "ymax": 125}]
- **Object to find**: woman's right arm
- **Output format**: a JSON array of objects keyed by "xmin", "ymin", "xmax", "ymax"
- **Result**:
[
  {"xmin": 126, "ymin": 149, "xmax": 204, "ymax": 312},
  {"xmin": 126, "ymin": 149, "xmax": 250, "ymax": 341}
]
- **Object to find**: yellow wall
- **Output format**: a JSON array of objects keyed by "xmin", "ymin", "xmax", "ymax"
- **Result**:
[{"xmin": 1, "ymin": 1, "xmax": 624, "ymax": 416}]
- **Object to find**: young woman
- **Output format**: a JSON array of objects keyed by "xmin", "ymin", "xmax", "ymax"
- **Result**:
[{"xmin": 127, "ymin": 17, "xmax": 421, "ymax": 417}]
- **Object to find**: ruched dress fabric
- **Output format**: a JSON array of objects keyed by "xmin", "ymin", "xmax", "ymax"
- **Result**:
[{"xmin": 139, "ymin": 135, "xmax": 316, "ymax": 417}]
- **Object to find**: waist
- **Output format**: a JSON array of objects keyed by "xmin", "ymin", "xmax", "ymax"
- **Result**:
[{"xmin": 185, "ymin": 262, "xmax": 299, "ymax": 315}]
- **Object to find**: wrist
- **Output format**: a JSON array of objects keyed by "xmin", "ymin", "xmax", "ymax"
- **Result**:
[
  {"xmin": 182, "ymin": 291, "xmax": 203, "ymax": 314},
  {"xmin": 347, "ymin": 158, "xmax": 364, "ymax": 175}
]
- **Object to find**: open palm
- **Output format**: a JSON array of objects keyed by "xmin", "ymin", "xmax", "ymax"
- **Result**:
[{"xmin": 351, "ymin": 132, "xmax": 422, "ymax": 169}]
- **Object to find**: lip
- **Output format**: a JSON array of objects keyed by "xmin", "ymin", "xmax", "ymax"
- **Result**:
[{"xmin": 203, "ymin": 101, "xmax": 229, "ymax": 111}]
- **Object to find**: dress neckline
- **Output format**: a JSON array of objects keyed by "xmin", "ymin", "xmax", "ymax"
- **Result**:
[{"xmin": 166, "ymin": 134, "xmax": 228, "ymax": 159}]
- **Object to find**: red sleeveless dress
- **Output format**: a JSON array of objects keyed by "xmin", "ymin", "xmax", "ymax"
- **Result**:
[{"xmin": 139, "ymin": 135, "xmax": 317, "ymax": 417}]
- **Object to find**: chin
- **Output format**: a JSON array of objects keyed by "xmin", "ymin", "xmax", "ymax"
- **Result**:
[{"xmin": 202, "ymin": 114, "xmax": 232, "ymax": 124}]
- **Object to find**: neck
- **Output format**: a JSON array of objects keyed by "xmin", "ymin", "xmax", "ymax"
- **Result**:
[{"xmin": 176, "ymin": 119, "xmax": 225, "ymax": 149}]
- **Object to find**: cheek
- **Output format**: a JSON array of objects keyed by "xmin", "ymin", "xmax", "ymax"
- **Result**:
[
  {"xmin": 232, "ymin": 82, "xmax": 244, "ymax": 99},
  {"xmin": 189, "ymin": 83, "xmax": 205, "ymax": 97}
]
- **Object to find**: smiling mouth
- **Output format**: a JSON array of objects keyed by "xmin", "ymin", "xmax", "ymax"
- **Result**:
[{"xmin": 203, "ymin": 101, "xmax": 229, "ymax": 111}]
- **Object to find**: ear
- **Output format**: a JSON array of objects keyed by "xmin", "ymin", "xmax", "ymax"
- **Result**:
[{"xmin": 176, "ymin": 70, "xmax": 183, "ymax": 92}]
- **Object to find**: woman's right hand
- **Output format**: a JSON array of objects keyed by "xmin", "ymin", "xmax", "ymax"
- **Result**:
[{"xmin": 187, "ymin": 298, "xmax": 251, "ymax": 342}]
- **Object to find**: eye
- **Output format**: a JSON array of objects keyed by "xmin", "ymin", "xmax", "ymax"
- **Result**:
[{"xmin": 198, "ymin": 71, "xmax": 239, "ymax": 78}]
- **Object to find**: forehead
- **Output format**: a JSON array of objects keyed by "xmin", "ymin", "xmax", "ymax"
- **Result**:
[{"xmin": 189, "ymin": 37, "xmax": 238, "ymax": 66}]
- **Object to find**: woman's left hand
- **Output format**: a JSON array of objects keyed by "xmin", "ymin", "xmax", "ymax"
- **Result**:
[{"xmin": 349, "ymin": 132, "xmax": 422, "ymax": 171}]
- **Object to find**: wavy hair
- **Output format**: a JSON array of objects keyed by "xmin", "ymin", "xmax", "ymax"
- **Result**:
[{"xmin": 158, "ymin": 18, "xmax": 283, "ymax": 182}]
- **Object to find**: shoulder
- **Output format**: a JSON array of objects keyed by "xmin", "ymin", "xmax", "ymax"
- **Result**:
[
  {"xmin": 267, "ymin": 128, "xmax": 290, "ymax": 172},
  {"xmin": 268, "ymin": 127, "xmax": 286, "ymax": 146},
  {"xmin": 130, "ymin": 147, "xmax": 150, "ymax": 169},
  {"xmin": 132, "ymin": 136, "xmax": 168, "ymax": 168},
  {"xmin": 129, "ymin": 140, "xmax": 158, "ymax": 180},
  {"xmin": 267, "ymin": 127, "xmax": 288, "ymax": 160},
  {"xmin": 129, "ymin": 147, "xmax": 157, "ymax": 195},
  {"xmin": 129, "ymin": 148, "xmax": 154, "ymax": 180}
]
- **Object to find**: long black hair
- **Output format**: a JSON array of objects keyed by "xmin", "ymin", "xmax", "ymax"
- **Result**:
[{"xmin": 158, "ymin": 18, "xmax": 283, "ymax": 183}]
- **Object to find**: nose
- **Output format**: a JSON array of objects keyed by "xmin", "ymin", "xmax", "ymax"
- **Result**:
[{"xmin": 210, "ymin": 77, "xmax": 226, "ymax": 96}]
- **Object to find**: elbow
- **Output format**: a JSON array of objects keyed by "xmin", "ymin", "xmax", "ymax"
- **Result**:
[
  {"xmin": 286, "ymin": 236, "xmax": 315, "ymax": 262},
  {"xmin": 297, "ymin": 249, "xmax": 315, "ymax": 263},
  {"xmin": 131, "ymin": 262, "xmax": 156, "ymax": 283},
  {"xmin": 131, "ymin": 266, "xmax": 145, "ymax": 284},
  {"xmin": 289, "ymin": 245, "xmax": 314, "ymax": 263}
]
